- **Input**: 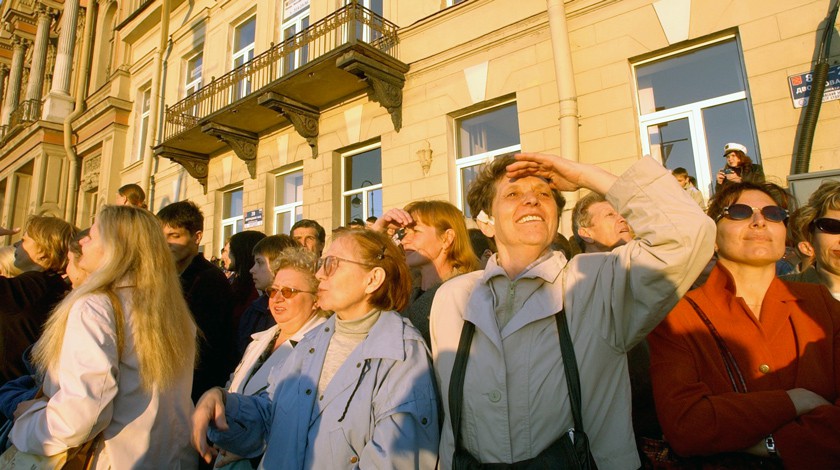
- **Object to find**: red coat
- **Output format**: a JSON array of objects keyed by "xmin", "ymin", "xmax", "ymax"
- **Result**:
[{"xmin": 648, "ymin": 264, "xmax": 840, "ymax": 468}]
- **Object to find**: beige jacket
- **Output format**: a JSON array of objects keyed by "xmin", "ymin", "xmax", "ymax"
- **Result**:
[
  {"xmin": 10, "ymin": 291, "xmax": 197, "ymax": 470},
  {"xmin": 430, "ymin": 157, "xmax": 716, "ymax": 469}
]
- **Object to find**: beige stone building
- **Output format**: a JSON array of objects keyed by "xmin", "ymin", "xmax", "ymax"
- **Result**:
[{"xmin": 1, "ymin": 0, "xmax": 838, "ymax": 255}]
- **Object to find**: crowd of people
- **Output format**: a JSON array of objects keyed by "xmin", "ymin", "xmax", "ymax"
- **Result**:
[{"xmin": 0, "ymin": 150, "xmax": 837, "ymax": 469}]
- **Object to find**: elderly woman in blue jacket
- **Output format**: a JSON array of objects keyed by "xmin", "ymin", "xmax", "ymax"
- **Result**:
[{"xmin": 192, "ymin": 229, "xmax": 440, "ymax": 468}]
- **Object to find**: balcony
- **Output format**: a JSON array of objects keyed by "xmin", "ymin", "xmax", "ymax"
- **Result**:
[
  {"xmin": 156, "ymin": 1, "xmax": 408, "ymax": 192},
  {"xmin": 1, "ymin": 99, "xmax": 42, "ymax": 143}
]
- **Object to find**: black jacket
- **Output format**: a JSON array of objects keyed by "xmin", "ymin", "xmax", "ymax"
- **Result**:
[
  {"xmin": 180, "ymin": 254, "xmax": 235, "ymax": 402},
  {"xmin": 0, "ymin": 271, "xmax": 69, "ymax": 387}
]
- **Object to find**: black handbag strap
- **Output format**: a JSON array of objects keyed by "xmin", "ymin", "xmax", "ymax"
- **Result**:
[
  {"xmin": 683, "ymin": 296, "xmax": 748, "ymax": 393},
  {"xmin": 555, "ymin": 310, "xmax": 586, "ymax": 434},
  {"xmin": 448, "ymin": 310, "xmax": 586, "ymax": 457}
]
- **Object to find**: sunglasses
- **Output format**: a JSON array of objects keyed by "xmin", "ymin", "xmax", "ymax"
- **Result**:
[
  {"xmin": 266, "ymin": 286, "xmax": 315, "ymax": 300},
  {"xmin": 811, "ymin": 217, "xmax": 840, "ymax": 235},
  {"xmin": 315, "ymin": 255, "xmax": 375, "ymax": 277},
  {"xmin": 718, "ymin": 204, "xmax": 788, "ymax": 223}
]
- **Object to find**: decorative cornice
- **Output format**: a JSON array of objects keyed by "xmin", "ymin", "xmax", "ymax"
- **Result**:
[
  {"xmin": 337, "ymin": 51, "xmax": 406, "ymax": 132},
  {"xmin": 257, "ymin": 92, "xmax": 320, "ymax": 158},
  {"xmin": 201, "ymin": 122, "xmax": 258, "ymax": 179},
  {"xmin": 155, "ymin": 146, "xmax": 210, "ymax": 194}
]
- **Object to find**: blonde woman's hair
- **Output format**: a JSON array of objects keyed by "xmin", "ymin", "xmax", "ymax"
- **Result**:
[
  {"xmin": 33, "ymin": 205, "xmax": 196, "ymax": 391},
  {"xmin": 0, "ymin": 246, "xmax": 22, "ymax": 277}
]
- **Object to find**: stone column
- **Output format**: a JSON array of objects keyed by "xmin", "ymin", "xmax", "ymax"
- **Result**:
[
  {"xmin": 1, "ymin": 37, "xmax": 29, "ymax": 132},
  {"xmin": 43, "ymin": 0, "xmax": 79, "ymax": 121},
  {"xmin": 23, "ymin": 3, "xmax": 55, "ymax": 121}
]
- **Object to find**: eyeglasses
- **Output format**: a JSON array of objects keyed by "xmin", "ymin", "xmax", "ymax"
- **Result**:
[
  {"xmin": 315, "ymin": 255, "xmax": 375, "ymax": 277},
  {"xmin": 717, "ymin": 204, "xmax": 788, "ymax": 223},
  {"xmin": 811, "ymin": 217, "xmax": 840, "ymax": 235},
  {"xmin": 266, "ymin": 286, "xmax": 316, "ymax": 300}
]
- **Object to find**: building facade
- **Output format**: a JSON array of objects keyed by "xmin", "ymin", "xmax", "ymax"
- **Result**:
[{"xmin": 1, "ymin": 0, "xmax": 838, "ymax": 255}]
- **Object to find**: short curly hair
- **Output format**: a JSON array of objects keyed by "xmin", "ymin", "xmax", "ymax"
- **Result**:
[
  {"xmin": 788, "ymin": 180, "xmax": 840, "ymax": 263},
  {"xmin": 21, "ymin": 215, "xmax": 77, "ymax": 272},
  {"xmin": 466, "ymin": 152, "xmax": 565, "ymax": 220}
]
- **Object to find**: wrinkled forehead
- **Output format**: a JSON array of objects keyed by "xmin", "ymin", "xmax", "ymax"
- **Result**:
[
  {"xmin": 494, "ymin": 175, "xmax": 553, "ymax": 196},
  {"xmin": 293, "ymin": 227, "xmax": 319, "ymax": 239}
]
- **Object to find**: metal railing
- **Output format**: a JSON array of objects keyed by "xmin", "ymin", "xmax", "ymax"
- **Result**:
[
  {"xmin": 6, "ymin": 99, "xmax": 42, "ymax": 137},
  {"xmin": 163, "ymin": 1, "xmax": 399, "ymax": 141}
]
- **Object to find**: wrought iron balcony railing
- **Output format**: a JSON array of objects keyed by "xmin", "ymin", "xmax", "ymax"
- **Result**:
[
  {"xmin": 163, "ymin": 1, "xmax": 399, "ymax": 141},
  {"xmin": 3, "ymin": 99, "xmax": 42, "ymax": 142}
]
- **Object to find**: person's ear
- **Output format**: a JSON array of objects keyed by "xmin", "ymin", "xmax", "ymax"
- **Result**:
[
  {"xmin": 477, "ymin": 219, "xmax": 495, "ymax": 239},
  {"xmin": 364, "ymin": 266, "xmax": 386, "ymax": 295},
  {"xmin": 797, "ymin": 240, "xmax": 815, "ymax": 258},
  {"xmin": 577, "ymin": 227, "xmax": 594, "ymax": 244},
  {"xmin": 193, "ymin": 230, "xmax": 203, "ymax": 245},
  {"xmin": 441, "ymin": 229, "xmax": 455, "ymax": 251}
]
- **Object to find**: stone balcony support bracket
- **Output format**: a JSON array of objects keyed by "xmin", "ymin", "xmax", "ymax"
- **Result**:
[
  {"xmin": 337, "ymin": 51, "xmax": 407, "ymax": 132},
  {"xmin": 258, "ymin": 92, "xmax": 320, "ymax": 158},
  {"xmin": 201, "ymin": 123, "xmax": 259, "ymax": 179},
  {"xmin": 155, "ymin": 146, "xmax": 210, "ymax": 194}
]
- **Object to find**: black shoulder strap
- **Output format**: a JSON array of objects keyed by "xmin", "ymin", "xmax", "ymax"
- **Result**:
[
  {"xmin": 448, "ymin": 311, "xmax": 587, "ymax": 452},
  {"xmin": 448, "ymin": 320, "xmax": 475, "ymax": 452},
  {"xmin": 555, "ymin": 309, "xmax": 585, "ymax": 433}
]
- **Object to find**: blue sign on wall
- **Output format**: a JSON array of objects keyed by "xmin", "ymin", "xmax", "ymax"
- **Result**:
[
  {"xmin": 788, "ymin": 64, "xmax": 840, "ymax": 108},
  {"xmin": 244, "ymin": 209, "xmax": 263, "ymax": 229}
]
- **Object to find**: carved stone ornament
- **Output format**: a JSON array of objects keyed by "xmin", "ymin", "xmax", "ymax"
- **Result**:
[
  {"xmin": 201, "ymin": 123, "xmax": 258, "ymax": 179},
  {"xmin": 257, "ymin": 92, "xmax": 320, "ymax": 158},
  {"xmin": 337, "ymin": 51, "xmax": 406, "ymax": 131},
  {"xmin": 155, "ymin": 146, "xmax": 209, "ymax": 194}
]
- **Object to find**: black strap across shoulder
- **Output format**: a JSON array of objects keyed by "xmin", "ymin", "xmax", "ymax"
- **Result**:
[{"xmin": 448, "ymin": 310, "xmax": 588, "ymax": 464}]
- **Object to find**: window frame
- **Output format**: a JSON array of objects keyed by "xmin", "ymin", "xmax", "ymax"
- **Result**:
[
  {"xmin": 633, "ymin": 35, "xmax": 759, "ymax": 199},
  {"xmin": 341, "ymin": 143, "xmax": 383, "ymax": 225},
  {"xmin": 453, "ymin": 100, "xmax": 521, "ymax": 216},
  {"xmin": 281, "ymin": 9, "xmax": 310, "ymax": 74},
  {"xmin": 232, "ymin": 16, "xmax": 256, "ymax": 101},
  {"xmin": 221, "ymin": 187, "xmax": 245, "ymax": 245},
  {"xmin": 185, "ymin": 52, "xmax": 203, "ymax": 97},
  {"xmin": 273, "ymin": 166, "xmax": 304, "ymax": 235},
  {"xmin": 131, "ymin": 86, "xmax": 152, "ymax": 165}
]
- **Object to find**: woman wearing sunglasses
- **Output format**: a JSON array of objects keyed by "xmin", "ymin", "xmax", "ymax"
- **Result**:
[
  {"xmin": 213, "ymin": 247, "xmax": 328, "ymax": 469},
  {"xmin": 783, "ymin": 180, "xmax": 840, "ymax": 300},
  {"xmin": 647, "ymin": 182, "xmax": 840, "ymax": 468},
  {"xmin": 192, "ymin": 229, "xmax": 439, "ymax": 468}
]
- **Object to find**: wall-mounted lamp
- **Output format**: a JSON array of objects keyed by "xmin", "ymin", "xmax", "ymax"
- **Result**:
[
  {"xmin": 417, "ymin": 141, "xmax": 433, "ymax": 176},
  {"xmin": 351, "ymin": 179, "xmax": 374, "ymax": 206}
]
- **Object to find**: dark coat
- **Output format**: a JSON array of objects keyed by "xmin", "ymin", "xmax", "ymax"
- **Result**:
[
  {"xmin": 0, "ymin": 271, "xmax": 69, "ymax": 387},
  {"xmin": 180, "ymin": 254, "xmax": 235, "ymax": 402}
]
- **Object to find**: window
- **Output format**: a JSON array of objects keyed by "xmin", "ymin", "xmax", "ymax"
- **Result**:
[
  {"xmin": 232, "ymin": 17, "xmax": 256, "ymax": 101},
  {"xmin": 282, "ymin": 10, "xmax": 309, "ymax": 74},
  {"xmin": 351, "ymin": 0, "xmax": 383, "ymax": 43},
  {"xmin": 185, "ymin": 53, "xmax": 203, "ymax": 96},
  {"xmin": 342, "ymin": 145, "xmax": 382, "ymax": 225},
  {"xmin": 221, "ymin": 188, "xmax": 244, "ymax": 243},
  {"xmin": 274, "ymin": 168, "xmax": 303, "ymax": 235},
  {"xmin": 132, "ymin": 87, "xmax": 151, "ymax": 164},
  {"xmin": 634, "ymin": 37, "xmax": 759, "ymax": 198},
  {"xmin": 454, "ymin": 101, "xmax": 521, "ymax": 217}
]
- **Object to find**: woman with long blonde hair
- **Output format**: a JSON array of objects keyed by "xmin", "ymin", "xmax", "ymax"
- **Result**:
[{"xmin": 9, "ymin": 205, "xmax": 198, "ymax": 469}]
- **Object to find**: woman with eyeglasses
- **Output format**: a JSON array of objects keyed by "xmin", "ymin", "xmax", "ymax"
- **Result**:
[
  {"xmin": 213, "ymin": 247, "xmax": 328, "ymax": 470},
  {"xmin": 192, "ymin": 229, "xmax": 439, "ymax": 468},
  {"xmin": 646, "ymin": 182, "xmax": 840, "ymax": 468}
]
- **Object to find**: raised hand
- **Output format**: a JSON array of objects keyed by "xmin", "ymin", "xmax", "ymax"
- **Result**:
[
  {"xmin": 506, "ymin": 152, "xmax": 617, "ymax": 195},
  {"xmin": 191, "ymin": 387, "xmax": 229, "ymax": 464}
]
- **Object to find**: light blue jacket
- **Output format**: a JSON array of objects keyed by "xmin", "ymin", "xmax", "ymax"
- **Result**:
[{"xmin": 208, "ymin": 310, "xmax": 440, "ymax": 469}]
